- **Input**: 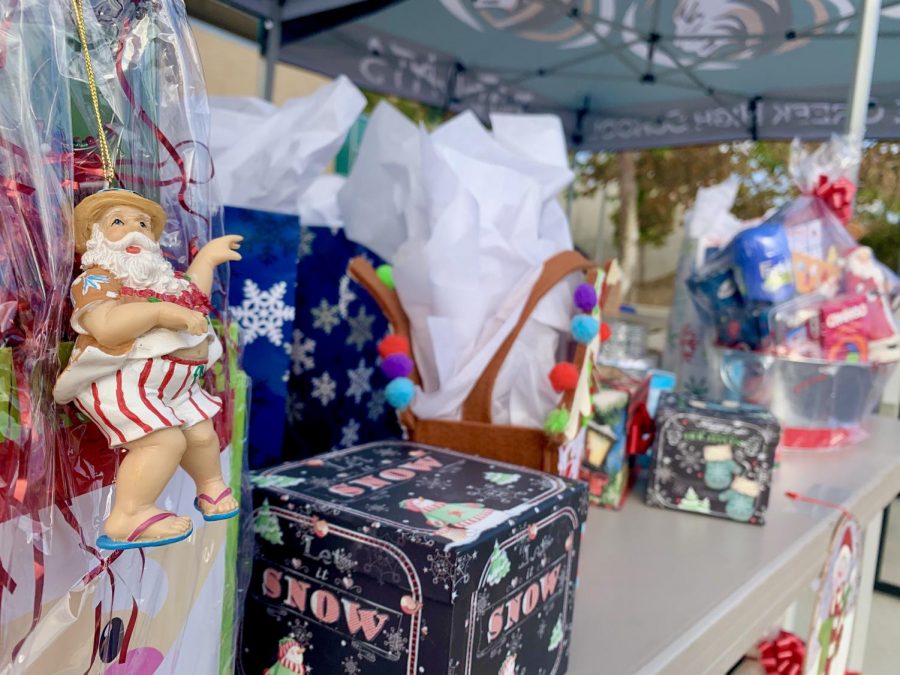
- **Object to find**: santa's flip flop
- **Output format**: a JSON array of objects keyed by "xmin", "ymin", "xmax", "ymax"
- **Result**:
[
  {"xmin": 194, "ymin": 487, "xmax": 240, "ymax": 522},
  {"xmin": 96, "ymin": 512, "xmax": 193, "ymax": 550}
]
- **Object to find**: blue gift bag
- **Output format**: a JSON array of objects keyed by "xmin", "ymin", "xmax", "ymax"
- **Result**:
[
  {"xmin": 283, "ymin": 224, "xmax": 401, "ymax": 458},
  {"xmin": 225, "ymin": 206, "xmax": 300, "ymax": 469}
]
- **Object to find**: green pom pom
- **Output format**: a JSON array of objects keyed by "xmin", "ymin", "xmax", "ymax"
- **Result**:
[
  {"xmin": 376, "ymin": 264, "xmax": 395, "ymax": 290},
  {"xmin": 544, "ymin": 408, "xmax": 569, "ymax": 435}
]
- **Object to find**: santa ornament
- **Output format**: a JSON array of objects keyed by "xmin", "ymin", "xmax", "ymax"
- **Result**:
[
  {"xmin": 51, "ymin": 0, "xmax": 244, "ymax": 550},
  {"xmin": 807, "ymin": 519, "xmax": 860, "ymax": 675},
  {"xmin": 54, "ymin": 189, "xmax": 243, "ymax": 549},
  {"xmin": 843, "ymin": 246, "xmax": 887, "ymax": 296}
]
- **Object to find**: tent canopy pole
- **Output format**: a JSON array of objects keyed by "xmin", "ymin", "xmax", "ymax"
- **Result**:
[
  {"xmin": 846, "ymin": 0, "xmax": 882, "ymax": 151},
  {"xmin": 260, "ymin": 0, "xmax": 282, "ymax": 101}
]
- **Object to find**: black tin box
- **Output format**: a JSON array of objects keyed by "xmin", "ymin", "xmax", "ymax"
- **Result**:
[
  {"xmin": 645, "ymin": 394, "xmax": 780, "ymax": 525},
  {"xmin": 240, "ymin": 441, "xmax": 588, "ymax": 675}
]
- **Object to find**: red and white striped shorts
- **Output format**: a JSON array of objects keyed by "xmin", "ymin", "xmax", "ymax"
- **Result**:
[{"xmin": 73, "ymin": 355, "xmax": 223, "ymax": 447}]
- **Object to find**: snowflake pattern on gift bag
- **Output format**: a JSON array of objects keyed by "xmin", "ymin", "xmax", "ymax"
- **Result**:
[
  {"xmin": 311, "ymin": 372, "xmax": 337, "ymax": 407},
  {"xmin": 230, "ymin": 279, "xmax": 295, "ymax": 347},
  {"xmin": 346, "ymin": 359, "xmax": 373, "ymax": 404},
  {"xmin": 290, "ymin": 329, "xmax": 316, "ymax": 375},
  {"xmin": 283, "ymin": 226, "xmax": 401, "ymax": 459},
  {"xmin": 225, "ymin": 206, "xmax": 301, "ymax": 468}
]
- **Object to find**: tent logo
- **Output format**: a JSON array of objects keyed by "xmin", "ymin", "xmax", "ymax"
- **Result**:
[
  {"xmin": 442, "ymin": 0, "xmax": 859, "ymax": 70},
  {"xmin": 441, "ymin": 0, "xmax": 612, "ymax": 48},
  {"xmin": 621, "ymin": 0, "xmax": 855, "ymax": 70}
]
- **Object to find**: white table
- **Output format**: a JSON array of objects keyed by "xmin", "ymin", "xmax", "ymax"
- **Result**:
[{"xmin": 569, "ymin": 415, "xmax": 900, "ymax": 675}]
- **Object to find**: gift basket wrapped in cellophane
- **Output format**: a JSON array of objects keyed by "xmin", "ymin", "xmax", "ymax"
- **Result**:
[
  {"xmin": 0, "ymin": 2, "xmax": 250, "ymax": 671},
  {"xmin": 686, "ymin": 137, "xmax": 900, "ymax": 449}
]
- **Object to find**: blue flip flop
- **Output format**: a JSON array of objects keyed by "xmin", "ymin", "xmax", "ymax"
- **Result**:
[
  {"xmin": 96, "ymin": 512, "xmax": 193, "ymax": 551},
  {"xmin": 194, "ymin": 487, "xmax": 240, "ymax": 522}
]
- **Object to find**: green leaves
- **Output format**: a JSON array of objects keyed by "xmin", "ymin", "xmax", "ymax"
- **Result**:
[{"xmin": 575, "ymin": 140, "xmax": 900, "ymax": 277}]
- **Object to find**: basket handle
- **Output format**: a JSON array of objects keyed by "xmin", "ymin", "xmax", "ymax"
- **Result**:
[
  {"xmin": 461, "ymin": 250, "xmax": 597, "ymax": 424},
  {"xmin": 347, "ymin": 256, "xmax": 421, "ymax": 386}
]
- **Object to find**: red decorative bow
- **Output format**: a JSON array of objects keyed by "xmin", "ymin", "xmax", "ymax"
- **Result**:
[
  {"xmin": 812, "ymin": 175, "xmax": 856, "ymax": 225},
  {"xmin": 626, "ymin": 402, "xmax": 655, "ymax": 456},
  {"xmin": 757, "ymin": 630, "xmax": 805, "ymax": 675}
]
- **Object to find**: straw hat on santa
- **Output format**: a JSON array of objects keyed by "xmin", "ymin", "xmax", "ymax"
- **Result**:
[{"xmin": 73, "ymin": 189, "xmax": 167, "ymax": 253}]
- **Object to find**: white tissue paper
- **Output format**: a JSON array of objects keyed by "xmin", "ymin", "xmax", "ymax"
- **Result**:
[
  {"xmin": 209, "ymin": 75, "xmax": 365, "ymax": 217},
  {"xmin": 687, "ymin": 175, "xmax": 746, "ymax": 265},
  {"xmin": 340, "ymin": 102, "xmax": 427, "ymax": 259},
  {"xmin": 298, "ymin": 174, "xmax": 347, "ymax": 228},
  {"xmin": 340, "ymin": 104, "xmax": 579, "ymax": 427}
]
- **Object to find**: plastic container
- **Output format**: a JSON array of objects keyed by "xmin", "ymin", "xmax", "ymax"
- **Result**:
[
  {"xmin": 711, "ymin": 347, "xmax": 896, "ymax": 449},
  {"xmin": 599, "ymin": 318, "xmax": 649, "ymax": 364}
]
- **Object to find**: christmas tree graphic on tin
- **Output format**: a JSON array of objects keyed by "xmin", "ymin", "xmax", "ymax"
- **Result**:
[
  {"xmin": 485, "ymin": 541, "xmax": 512, "ymax": 586},
  {"xmin": 677, "ymin": 487, "xmax": 711, "ymax": 515},
  {"xmin": 251, "ymin": 474, "xmax": 306, "ymax": 489},
  {"xmin": 264, "ymin": 637, "xmax": 307, "ymax": 674},
  {"xmin": 255, "ymin": 499, "xmax": 284, "ymax": 545},
  {"xmin": 484, "ymin": 471, "xmax": 521, "ymax": 486},
  {"xmin": 548, "ymin": 616, "xmax": 563, "ymax": 651}
]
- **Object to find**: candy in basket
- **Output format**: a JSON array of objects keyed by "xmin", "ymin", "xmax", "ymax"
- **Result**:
[{"xmin": 687, "ymin": 138, "xmax": 900, "ymax": 448}]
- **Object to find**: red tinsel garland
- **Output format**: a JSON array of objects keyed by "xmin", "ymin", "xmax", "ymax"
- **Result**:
[{"xmin": 120, "ymin": 279, "xmax": 212, "ymax": 316}]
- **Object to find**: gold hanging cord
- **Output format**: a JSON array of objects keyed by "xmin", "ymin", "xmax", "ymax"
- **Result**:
[{"xmin": 70, "ymin": 0, "xmax": 115, "ymax": 187}]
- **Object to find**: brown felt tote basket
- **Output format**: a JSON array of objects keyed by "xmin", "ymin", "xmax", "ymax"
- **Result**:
[{"xmin": 349, "ymin": 250, "xmax": 599, "ymax": 475}]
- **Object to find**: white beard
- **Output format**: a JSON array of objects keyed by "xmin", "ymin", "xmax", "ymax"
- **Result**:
[
  {"xmin": 847, "ymin": 250, "xmax": 882, "ymax": 282},
  {"xmin": 82, "ymin": 225, "xmax": 189, "ymax": 294},
  {"xmin": 284, "ymin": 649, "xmax": 305, "ymax": 666}
]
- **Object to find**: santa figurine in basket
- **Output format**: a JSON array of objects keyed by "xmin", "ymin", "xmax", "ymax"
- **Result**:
[{"xmin": 54, "ymin": 189, "xmax": 243, "ymax": 550}]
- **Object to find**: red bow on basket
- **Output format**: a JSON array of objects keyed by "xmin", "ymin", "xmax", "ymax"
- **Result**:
[
  {"xmin": 812, "ymin": 175, "xmax": 856, "ymax": 225},
  {"xmin": 757, "ymin": 630, "xmax": 805, "ymax": 675}
]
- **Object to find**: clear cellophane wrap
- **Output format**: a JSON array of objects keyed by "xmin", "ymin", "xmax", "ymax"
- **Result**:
[{"xmin": 0, "ymin": 2, "xmax": 249, "ymax": 672}]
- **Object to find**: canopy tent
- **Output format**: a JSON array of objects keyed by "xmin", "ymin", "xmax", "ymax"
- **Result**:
[{"xmin": 223, "ymin": 0, "xmax": 898, "ymax": 150}]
